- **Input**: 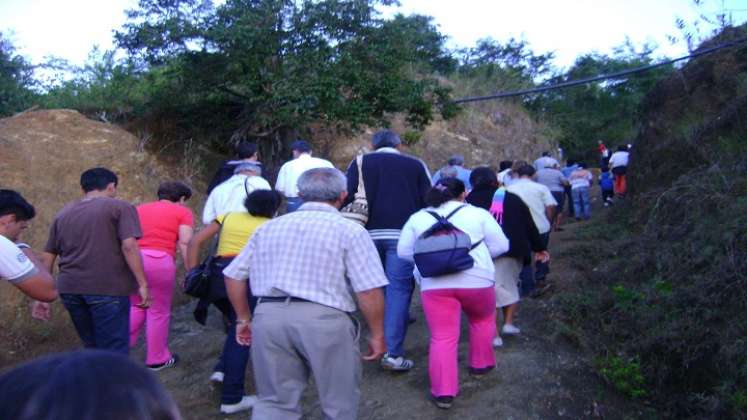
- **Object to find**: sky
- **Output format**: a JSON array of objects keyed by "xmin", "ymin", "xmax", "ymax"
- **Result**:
[{"xmin": 1, "ymin": 0, "xmax": 746, "ymax": 71}]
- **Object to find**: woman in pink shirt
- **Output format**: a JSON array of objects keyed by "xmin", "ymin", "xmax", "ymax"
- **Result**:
[{"xmin": 130, "ymin": 181, "xmax": 194, "ymax": 370}]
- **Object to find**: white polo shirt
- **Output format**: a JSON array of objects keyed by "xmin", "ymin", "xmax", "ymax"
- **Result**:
[
  {"xmin": 202, "ymin": 174, "xmax": 271, "ymax": 225},
  {"xmin": 275, "ymin": 154, "xmax": 334, "ymax": 198},
  {"xmin": 609, "ymin": 151, "xmax": 630, "ymax": 168}
]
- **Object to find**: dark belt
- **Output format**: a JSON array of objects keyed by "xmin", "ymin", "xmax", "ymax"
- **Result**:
[{"xmin": 257, "ymin": 296, "xmax": 311, "ymax": 304}]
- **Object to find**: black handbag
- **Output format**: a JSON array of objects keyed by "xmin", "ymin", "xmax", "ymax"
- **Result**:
[
  {"xmin": 183, "ymin": 258, "xmax": 215, "ymax": 298},
  {"xmin": 183, "ymin": 213, "xmax": 230, "ymax": 298}
]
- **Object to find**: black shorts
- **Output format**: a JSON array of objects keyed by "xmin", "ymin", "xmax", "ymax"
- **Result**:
[{"xmin": 551, "ymin": 191, "xmax": 565, "ymax": 212}]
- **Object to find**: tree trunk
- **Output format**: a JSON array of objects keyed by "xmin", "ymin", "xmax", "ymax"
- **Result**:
[{"xmin": 257, "ymin": 126, "xmax": 298, "ymax": 184}]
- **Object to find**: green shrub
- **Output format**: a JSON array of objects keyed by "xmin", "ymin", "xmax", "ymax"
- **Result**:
[{"xmin": 597, "ymin": 356, "xmax": 647, "ymax": 399}]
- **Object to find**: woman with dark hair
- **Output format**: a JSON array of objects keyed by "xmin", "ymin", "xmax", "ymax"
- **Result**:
[
  {"xmin": 186, "ymin": 188, "xmax": 281, "ymax": 415},
  {"xmin": 0, "ymin": 350, "xmax": 182, "ymax": 420},
  {"xmin": 131, "ymin": 181, "xmax": 194, "ymax": 370},
  {"xmin": 466, "ymin": 166, "xmax": 499, "ymax": 209},
  {"xmin": 397, "ymin": 178, "xmax": 509, "ymax": 409}
]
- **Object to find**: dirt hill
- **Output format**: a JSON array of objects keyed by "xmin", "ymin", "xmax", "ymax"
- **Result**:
[
  {"xmin": 318, "ymin": 102, "xmax": 554, "ymax": 170},
  {"xmin": 0, "ymin": 109, "xmax": 205, "ymax": 366}
]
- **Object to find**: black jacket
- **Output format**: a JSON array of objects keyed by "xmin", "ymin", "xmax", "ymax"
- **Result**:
[
  {"xmin": 345, "ymin": 151, "xmax": 431, "ymax": 231},
  {"xmin": 466, "ymin": 187, "xmax": 545, "ymax": 261}
]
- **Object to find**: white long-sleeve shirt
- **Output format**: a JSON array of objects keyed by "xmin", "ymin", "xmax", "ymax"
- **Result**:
[
  {"xmin": 397, "ymin": 200, "xmax": 509, "ymax": 291},
  {"xmin": 202, "ymin": 174, "xmax": 271, "ymax": 225}
]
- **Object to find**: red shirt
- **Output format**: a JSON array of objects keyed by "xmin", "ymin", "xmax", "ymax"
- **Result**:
[{"xmin": 137, "ymin": 201, "xmax": 194, "ymax": 257}]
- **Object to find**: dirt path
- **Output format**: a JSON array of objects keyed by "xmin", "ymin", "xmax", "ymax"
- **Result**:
[{"xmin": 145, "ymin": 197, "xmax": 647, "ymax": 419}]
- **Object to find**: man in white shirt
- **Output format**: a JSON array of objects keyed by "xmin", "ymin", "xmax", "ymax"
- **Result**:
[
  {"xmin": 0, "ymin": 190, "xmax": 57, "ymax": 307},
  {"xmin": 202, "ymin": 162, "xmax": 271, "ymax": 224},
  {"xmin": 608, "ymin": 145, "xmax": 631, "ymax": 197},
  {"xmin": 275, "ymin": 140, "xmax": 334, "ymax": 212},
  {"xmin": 533, "ymin": 151, "xmax": 560, "ymax": 171},
  {"xmin": 506, "ymin": 164, "xmax": 557, "ymax": 296}
]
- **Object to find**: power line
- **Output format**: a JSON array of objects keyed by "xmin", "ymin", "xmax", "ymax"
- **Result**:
[{"xmin": 452, "ymin": 36, "xmax": 747, "ymax": 104}]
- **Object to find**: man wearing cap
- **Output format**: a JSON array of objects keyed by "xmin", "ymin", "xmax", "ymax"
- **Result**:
[
  {"xmin": 432, "ymin": 155, "xmax": 472, "ymax": 190},
  {"xmin": 202, "ymin": 162, "xmax": 271, "ymax": 225},
  {"xmin": 275, "ymin": 140, "xmax": 334, "ymax": 212},
  {"xmin": 344, "ymin": 129, "xmax": 431, "ymax": 372}
]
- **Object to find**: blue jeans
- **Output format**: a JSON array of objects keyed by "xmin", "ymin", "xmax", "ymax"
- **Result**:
[
  {"xmin": 572, "ymin": 187, "xmax": 591, "ymax": 220},
  {"xmin": 286, "ymin": 197, "xmax": 304, "ymax": 212},
  {"xmin": 213, "ymin": 287, "xmax": 257, "ymax": 404},
  {"xmin": 375, "ymin": 239, "xmax": 415, "ymax": 358},
  {"xmin": 61, "ymin": 294, "xmax": 130, "ymax": 354}
]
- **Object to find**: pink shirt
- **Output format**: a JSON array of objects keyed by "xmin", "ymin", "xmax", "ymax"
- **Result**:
[{"xmin": 137, "ymin": 201, "xmax": 194, "ymax": 257}]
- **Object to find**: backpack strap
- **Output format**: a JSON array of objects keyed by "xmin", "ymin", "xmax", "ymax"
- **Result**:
[
  {"xmin": 426, "ymin": 205, "xmax": 484, "ymax": 249},
  {"xmin": 426, "ymin": 204, "xmax": 469, "ymax": 222},
  {"xmin": 444, "ymin": 204, "xmax": 469, "ymax": 220}
]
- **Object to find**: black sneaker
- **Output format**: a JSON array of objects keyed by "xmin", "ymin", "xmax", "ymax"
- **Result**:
[
  {"xmin": 147, "ymin": 354, "xmax": 179, "ymax": 371},
  {"xmin": 432, "ymin": 395, "xmax": 454, "ymax": 409}
]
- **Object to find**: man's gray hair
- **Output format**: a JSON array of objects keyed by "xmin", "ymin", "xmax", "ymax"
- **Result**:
[{"xmin": 297, "ymin": 168, "xmax": 347, "ymax": 202}]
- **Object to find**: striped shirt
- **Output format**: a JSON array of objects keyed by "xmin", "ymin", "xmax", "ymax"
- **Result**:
[{"xmin": 223, "ymin": 202, "xmax": 389, "ymax": 312}]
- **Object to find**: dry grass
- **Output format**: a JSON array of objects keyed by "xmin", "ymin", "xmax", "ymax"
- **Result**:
[{"xmin": 0, "ymin": 109, "xmax": 205, "ymax": 368}]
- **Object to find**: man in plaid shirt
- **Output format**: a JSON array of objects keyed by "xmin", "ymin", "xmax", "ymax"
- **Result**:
[{"xmin": 224, "ymin": 167, "xmax": 388, "ymax": 420}]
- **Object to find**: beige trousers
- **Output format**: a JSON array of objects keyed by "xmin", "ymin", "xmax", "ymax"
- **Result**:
[{"xmin": 251, "ymin": 301, "xmax": 361, "ymax": 420}]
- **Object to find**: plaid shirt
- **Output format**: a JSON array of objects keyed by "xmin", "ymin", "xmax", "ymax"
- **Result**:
[{"xmin": 223, "ymin": 202, "xmax": 389, "ymax": 312}]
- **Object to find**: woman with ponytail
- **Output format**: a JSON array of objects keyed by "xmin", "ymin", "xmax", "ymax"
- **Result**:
[{"xmin": 397, "ymin": 178, "xmax": 509, "ymax": 409}]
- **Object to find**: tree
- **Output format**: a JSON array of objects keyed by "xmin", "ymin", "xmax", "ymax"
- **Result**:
[
  {"xmin": 0, "ymin": 33, "xmax": 36, "ymax": 116},
  {"xmin": 527, "ymin": 42, "xmax": 673, "ymax": 162},
  {"xmin": 115, "ymin": 0, "xmax": 456, "ymax": 170}
]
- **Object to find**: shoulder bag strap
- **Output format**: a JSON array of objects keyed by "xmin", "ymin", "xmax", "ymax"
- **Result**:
[{"xmin": 355, "ymin": 154, "xmax": 366, "ymax": 199}]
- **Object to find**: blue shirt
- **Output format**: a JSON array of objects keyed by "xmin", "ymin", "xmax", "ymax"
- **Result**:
[
  {"xmin": 433, "ymin": 165, "xmax": 472, "ymax": 190},
  {"xmin": 561, "ymin": 164, "xmax": 579, "ymax": 178}
]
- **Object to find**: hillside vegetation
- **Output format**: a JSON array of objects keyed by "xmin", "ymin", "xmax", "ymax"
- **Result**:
[{"xmin": 553, "ymin": 25, "xmax": 747, "ymax": 418}]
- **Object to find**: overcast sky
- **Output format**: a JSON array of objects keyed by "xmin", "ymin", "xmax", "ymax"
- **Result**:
[{"xmin": 1, "ymin": 0, "xmax": 745, "ymax": 70}]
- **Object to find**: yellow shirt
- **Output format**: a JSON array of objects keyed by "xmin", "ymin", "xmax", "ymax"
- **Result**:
[{"xmin": 215, "ymin": 212, "xmax": 269, "ymax": 257}]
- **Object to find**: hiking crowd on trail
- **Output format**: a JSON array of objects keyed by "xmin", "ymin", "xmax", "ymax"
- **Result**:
[{"xmin": 0, "ymin": 130, "xmax": 632, "ymax": 419}]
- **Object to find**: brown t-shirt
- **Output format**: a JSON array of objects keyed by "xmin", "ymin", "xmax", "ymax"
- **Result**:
[{"xmin": 45, "ymin": 197, "xmax": 142, "ymax": 296}]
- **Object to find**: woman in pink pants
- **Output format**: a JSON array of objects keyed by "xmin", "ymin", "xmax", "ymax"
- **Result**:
[
  {"xmin": 397, "ymin": 178, "xmax": 509, "ymax": 409},
  {"xmin": 130, "ymin": 182, "xmax": 194, "ymax": 370}
]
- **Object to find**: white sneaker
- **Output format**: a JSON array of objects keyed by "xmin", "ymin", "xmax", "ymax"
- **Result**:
[
  {"xmin": 220, "ymin": 395, "xmax": 258, "ymax": 414},
  {"xmin": 380, "ymin": 353, "xmax": 414, "ymax": 371},
  {"xmin": 502, "ymin": 324, "xmax": 521, "ymax": 335},
  {"xmin": 492, "ymin": 336, "xmax": 504, "ymax": 347},
  {"xmin": 209, "ymin": 371, "xmax": 224, "ymax": 383}
]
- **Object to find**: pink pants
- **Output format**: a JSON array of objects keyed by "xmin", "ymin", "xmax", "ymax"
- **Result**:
[
  {"xmin": 130, "ymin": 249, "xmax": 176, "ymax": 365},
  {"xmin": 421, "ymin": 287, "xmax": 497, "ymax": 397}
]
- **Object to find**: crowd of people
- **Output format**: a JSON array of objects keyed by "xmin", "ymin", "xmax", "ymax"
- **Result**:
[{"xmin": 0, "ymin": 130, "xmax": 631, "ymax": 419}]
